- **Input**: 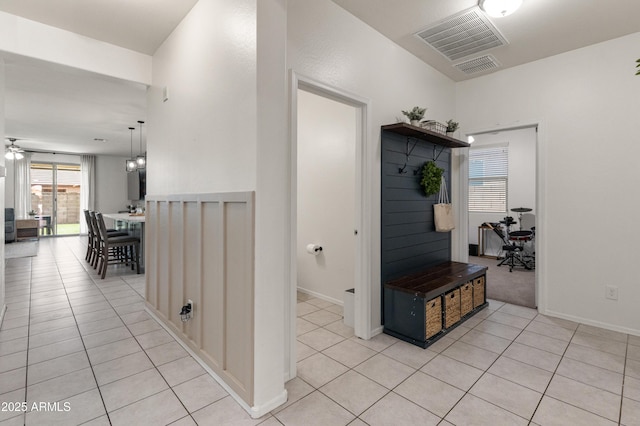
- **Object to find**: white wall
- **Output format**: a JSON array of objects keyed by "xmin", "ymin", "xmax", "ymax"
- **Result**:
[
  {"xmin": 254, "ymin": 0, "xmax": 288, "ymax": 409},
  {"xmin": 31, "ymin": 152, "xmax": 78, "ymax": 164},
  {"xmin": 4, "ymin": 154, "xmax": 13, "ymax": 209},
  {"xmin": 0, "ymin": 58, "xmax": 6, "ymax": 324},
  {"xmin": 297, "ymin": 89, "xmax": 356, "ymax": 303},
  {"xmin": 0, "ymin": 11, "xmax": 151, "ymax": 85},
  {"xmin": 148, "ymin": 0, "xmax": 288, "ymax": 415},
  {"xmin": 147, "ymin": 0, "xmax": 257, "ymax": 196},
  {"xmin": 95, "ymin": 156, "xmax": 129, "ymax": 213},
  {"xmin": 469, "ymin": 127, "xmax": 536, "ymax": 256},
  {"xmin": 288, "ymin": 0, "xmax": 457, "ymax": 331},
  {"xmin": 457, "ymin": 32, "xmax": 640, "ymax": 335}
]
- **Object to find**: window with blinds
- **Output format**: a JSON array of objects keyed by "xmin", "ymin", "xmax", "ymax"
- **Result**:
[{"xmin": 469, "ymin": 145, "xmax": 508, "ymax": 213}]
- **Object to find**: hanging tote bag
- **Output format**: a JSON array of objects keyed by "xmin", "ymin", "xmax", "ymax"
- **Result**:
[{"xmin": 434, "ymin": 175, "xmax": 455, "ymax": 232}]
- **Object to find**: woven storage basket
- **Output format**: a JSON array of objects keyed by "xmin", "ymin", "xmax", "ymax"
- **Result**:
[
  {"xmin": 460, "ymin": 282, "xmax": 473, "ymax": 317},
  {"xmin": 444, "ymin": 288, "xmax": 461, "ymax": 328},
  {"xmin": 473, "ymin": 276, "xmax": 485, "ymax": 308},
  {"xmin": 425, "ymin": 296, "xmax": 442, "ymax": 339}
]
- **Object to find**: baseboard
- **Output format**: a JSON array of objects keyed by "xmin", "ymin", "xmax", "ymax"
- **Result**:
[
  {"xmin": 145, "ymin": 307, "xmax": 287, "ymax": 419},
  {"xmin": 249, "ymin": 389, "xmax": 288, "ymax": 419},
  {"xmin": 296, "ymin": 287, "xmax": 344, "ymax": 306},
  {"xmin": 298, "ymin": 288, "xmax": 384, "ymax": 340},
  {"xmin": 0, "ymin": 304, "xmax": 6, "ymax": 329},
  {"xmin": 370, "ymin": 325, "xmax": 383, "ymax": 337},
  {"xmin": 541, "ymin": 308, "xmax": 640, "ymax": 337}
]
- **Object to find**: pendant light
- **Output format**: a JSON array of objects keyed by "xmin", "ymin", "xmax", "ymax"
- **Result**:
[
  {"xmin": 136, "ymin": 120, "xmax": 146, "ymax": 168},
  {"xmin": 125, "ymin": 127, "xmax": 137, "ymax": 172},
  {"xmin": 479, "ymin": 0, "xmax": 523, "ymax": 17}
]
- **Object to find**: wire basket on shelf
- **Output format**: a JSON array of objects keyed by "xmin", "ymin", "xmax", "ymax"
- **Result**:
[{"xmin": 420, "ymin": 120, "xmax": 447, "ymax": 135}]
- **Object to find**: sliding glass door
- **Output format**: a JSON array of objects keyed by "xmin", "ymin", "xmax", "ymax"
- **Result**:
[{"xmin": 30, "ymin": 163, "xmax": 81, "ymax": 236}]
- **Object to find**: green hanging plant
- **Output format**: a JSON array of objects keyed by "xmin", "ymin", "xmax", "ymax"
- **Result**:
[{"xmin": 420, "ymin": 161, "xmax": 443, "ymax": 196}]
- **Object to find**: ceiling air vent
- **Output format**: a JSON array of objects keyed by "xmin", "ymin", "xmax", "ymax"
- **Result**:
[
  {"xmin": 415, "ymin": 7, "xmax": 508, "ymax": 62},
  {"xmin": 454, "ymin": 55, "xmax": 501, "ymax": 75}
]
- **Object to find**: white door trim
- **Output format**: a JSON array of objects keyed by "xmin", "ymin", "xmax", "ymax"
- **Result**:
[
  {"xmin": 286, "ymin": 71, "xmax": 372, "ymax": 380},
  {"xmin": 456, "ymin": 121, "xmax": 545, "ymax": 311}
]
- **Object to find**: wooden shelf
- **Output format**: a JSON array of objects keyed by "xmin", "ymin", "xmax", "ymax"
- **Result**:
[{"xmin": 382, "ymin": 123, "xmax": 470, "ymax": 148}]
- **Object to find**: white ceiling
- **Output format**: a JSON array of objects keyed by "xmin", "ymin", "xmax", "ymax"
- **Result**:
[
  {"xmin": 2, "ymin": 0, "xmax": 640, "ymax": 156},
  {"xmin": 4, "ymin": 55, "xmax": 148, "ymax": 156},
  {"xmin": 1, "ymin": 0, "xmax": 197, "ymax": 157},
  {"xmin": 0, "ymin": 0, "xmax": 198, "ymax": 55},
  {"xmin": 332, "ymin": 0, "xmax": 640, "ymax": 82}
]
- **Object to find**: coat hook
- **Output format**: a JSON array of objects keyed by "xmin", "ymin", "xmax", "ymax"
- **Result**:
[
  {"xmin": 398, "ymin": 137, "xmax": 419, "ymax": 174},
  {"xmin": 433, "ymin": 145, "xmax": 445, "ymax": 162}
]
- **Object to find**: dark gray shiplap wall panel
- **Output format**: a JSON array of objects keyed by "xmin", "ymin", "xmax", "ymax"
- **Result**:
[
  {"xmin": 381, "ymin": 129, "xmax": 451, "ymax": 289},
  {"xmin": 385, "ymin": 239, "xmax": 450, "ymax": 263}
]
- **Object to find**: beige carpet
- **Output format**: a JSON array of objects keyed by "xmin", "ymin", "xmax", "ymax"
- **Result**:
[{"xmin": 469, "ymin": 255, "xmax": 536, "ymax": 308}]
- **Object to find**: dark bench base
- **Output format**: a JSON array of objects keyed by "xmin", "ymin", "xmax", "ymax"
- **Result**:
[
  {"xmin": 383, "ymin": 302, "xmax": 488, "ymax": 349},
  {"xmin": 383, "ymin": 261, "xmax": 488, "ymax": 349}
]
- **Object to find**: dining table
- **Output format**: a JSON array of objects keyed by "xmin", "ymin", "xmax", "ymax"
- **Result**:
[{"xmin": 102, "ymin": 212, "xmax": 146, "ymax": 269}]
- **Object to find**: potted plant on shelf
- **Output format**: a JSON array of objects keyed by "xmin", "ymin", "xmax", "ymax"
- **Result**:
[
  {"xmin": 402, "ymin": 106, "xmax": 427, "ymax": 127},
  {"xmin": 446, "ymin": 119, "xmax": 459, "ymax": 137}
]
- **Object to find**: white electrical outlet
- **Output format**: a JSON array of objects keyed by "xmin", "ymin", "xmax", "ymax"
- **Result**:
[{"xmin": 605, "ymin": 285, "xmax": 618, "ymax": 300}]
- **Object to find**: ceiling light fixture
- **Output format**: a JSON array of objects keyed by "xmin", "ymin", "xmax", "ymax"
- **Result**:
[
  {"xmin": 5, "ymin": 138, "xmax": 25, "ymax": 160},
  {"xmin": 136, "ymin": 120, "xmax": 146, "ymax": 169},
  {"xmin": 126, "ymin": 127, "xmax": 137, "ymax": 172},
  {"xmin": 479, "ymin": 0, "xmax": 522, "ymax": 17}
]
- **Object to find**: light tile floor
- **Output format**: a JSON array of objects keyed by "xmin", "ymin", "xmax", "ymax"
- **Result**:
[{"xmin": 1, "ymin": 237, "xmax": 639, "ymax": 425}]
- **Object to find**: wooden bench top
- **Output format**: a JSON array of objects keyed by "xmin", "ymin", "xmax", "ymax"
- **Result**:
[{"xmin": 384, "ymin": 261, "xmax": 487, "ymax": 299}]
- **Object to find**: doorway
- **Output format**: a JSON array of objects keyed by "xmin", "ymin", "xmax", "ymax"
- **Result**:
[
  {"xmin": 287, "ymin": 72, "xmax": 371, "ymax": 381},
  {"xmin": 296, "ymin": 89, "xmax": 356, "ymax": 304},
  {"xmin": 30, "ymin": 162, "xmax": 81, "ymax": 236},
  {"xmin": 466, "ymin": 127, "xmax": 537, "ymax": 308}
]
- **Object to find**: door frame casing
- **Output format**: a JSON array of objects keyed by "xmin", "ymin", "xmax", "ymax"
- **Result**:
[
  {"xmin": 286, "ymin": 71, "xmax": 372, "ymax": 380},
  {"xmin": 453, "ymin": 121, "xmax": 545, "ymax": 310}
]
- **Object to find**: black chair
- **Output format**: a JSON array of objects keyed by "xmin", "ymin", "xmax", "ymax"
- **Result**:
[
  {"xmin": 87, "ymin": 211, "xmax": 128, "ymax": 269},
  {"xmin": 94, "ymin": 212, "xmax": 140, "ymax": 279},
  {"xmin": 83, "ymin": 210, "xmax": 95, "ymax": 261},
  {"xmin": 488, "ymin": 222, "xmax": 532, "ymax": 272}
]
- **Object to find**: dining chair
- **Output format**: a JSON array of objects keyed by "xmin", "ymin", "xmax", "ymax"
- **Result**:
[
  {"xmin": 95, "ymin": 212, "xmax": 141, "ymax": 279},
  {"xmin": 83, "ymin": 210, "xmax": 95, "ymax": 262},
  {"xmin": 88, "ymin": 211, "xmax": 128, "ymax": 270}
]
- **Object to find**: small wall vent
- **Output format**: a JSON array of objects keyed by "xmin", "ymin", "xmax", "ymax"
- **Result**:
[
  {"xmin": 415, "ymin": 7, "xmax": 508, "ymax": 62},
  {"xmin": 454, "ymin": 55, "xmax": 501, "ymax": 75}
]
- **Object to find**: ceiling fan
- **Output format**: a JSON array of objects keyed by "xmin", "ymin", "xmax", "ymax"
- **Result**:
[{"xmin": 5, "ymin": 138, "xmax": 25, "ymax": 160}]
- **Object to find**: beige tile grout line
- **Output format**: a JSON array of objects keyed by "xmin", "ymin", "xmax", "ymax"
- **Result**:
[
  {"xmin": 47, "ymin": 239, "xmax": 113, "ymax": 425},
  {"xmin": 69, "ymin": 236, "xmax": 202, "ymax": 425}
]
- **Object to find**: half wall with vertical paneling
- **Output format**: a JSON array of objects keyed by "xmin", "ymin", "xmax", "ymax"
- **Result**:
[{"xmin": 145, "ymin": 192, "xmax": 255, "ymax": 405}]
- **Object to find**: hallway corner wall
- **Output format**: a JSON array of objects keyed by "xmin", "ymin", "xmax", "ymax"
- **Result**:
[{"xmin": 0, "ymin": 58, "xmax": 5, "ymax": 324}]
